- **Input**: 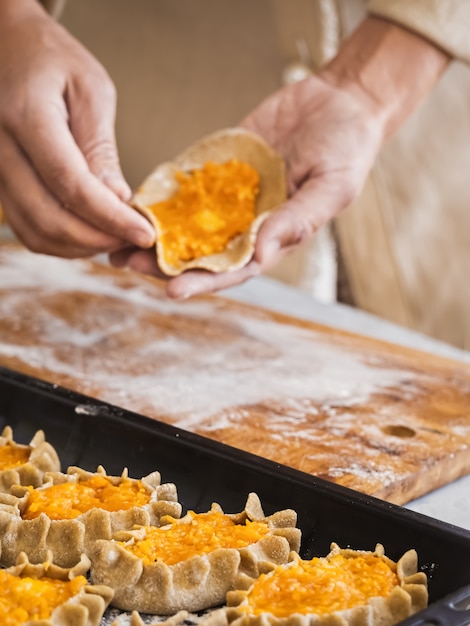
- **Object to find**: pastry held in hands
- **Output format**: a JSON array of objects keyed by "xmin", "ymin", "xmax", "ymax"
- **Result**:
[{"xmin": 131, "ymin": 128, "xmax": 287, "ymax": 275}]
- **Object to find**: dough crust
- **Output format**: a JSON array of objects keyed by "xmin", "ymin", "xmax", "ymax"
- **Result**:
[
  {"xmin": 91, "ymin": 492, "xmax": 300, "ymax": 614},
  {"xmin": 223, "ymin": 543, "xmax": 428, "ymax": 626},
  {"xmin": 0, "ymin": 465, "xmax": 181, "ymax": 567},
  {"xmin": 131, "ymin": 128, "xmax": 287, "ymax": 275},
  {"xmin": 0, "ymin": 426, "xmax": 60, "ymax": 493},
  {"xmin": 1, "ymin": 551, "xmax": 113, "ymax": 626}
]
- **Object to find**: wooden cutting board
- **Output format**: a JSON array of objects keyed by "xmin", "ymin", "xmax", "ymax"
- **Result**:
[{"xmin": 0, "ymin": 243, "xmax": 469, "ymax": 505}]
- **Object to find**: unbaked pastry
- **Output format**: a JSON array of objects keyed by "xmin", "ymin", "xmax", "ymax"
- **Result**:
[
  {"xmin": 0, "ymin": 465, "xmax": 181, "ymax": 567},
  {"xmin": 131, "ymin": 127, "xmax": 286, "ymax": 275},
  {"xmin": 91, "ymin": 492, "xmax": 301, "ymax": 614},
  {"xmin": 222, "ymin": 543, "xmax": 428, "ymax": 626},
  {"xmin": 0, "ymin": 426, "xmax": 60, "ymax": 493},
  {"xmin": 0, "ymin": 550, "xmax": 113, "ymax": 626}
]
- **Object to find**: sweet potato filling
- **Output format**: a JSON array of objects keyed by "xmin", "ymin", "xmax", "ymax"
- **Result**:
[
  {"xmin": 0, "ymin": 445, "xmax": 29, "ymax": 470},
  {"xmin": 241, "ymin": 553, "xmax": 399, "ymax": 617},
  {"xmin": 147, "ymin": 160, "xmax": 259, "ymax": 265},
  {"xmin": 22, "ymin": 475, "xmax": 151, "ymax": 520},
  {"xmin": 121, "ymin": 510, "xmax": 270, "ymax": 565},
  {"xmin": 0, "ymin": 570, "xmax": 87, "ymax": 626}
]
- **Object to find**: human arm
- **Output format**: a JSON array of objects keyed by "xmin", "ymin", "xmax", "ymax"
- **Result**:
[
  {"xmin": 0, "ymin": 0, "xmax": 155, "ymax": 257},
  {"xmin": 111, "ymin": 15, "xmax": 449, "ymax": 299}
]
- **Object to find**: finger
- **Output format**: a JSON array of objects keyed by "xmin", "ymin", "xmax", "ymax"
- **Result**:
[
  {"xmin": 166, "ymin": 261, "xmax": 262, "ymax": 300},
  {"xmin": 8, "ymin": 89, "xmax": 154, "ymax": 248},
  {"xmin": 67, "ymin": 71, "xmax": 132, "ymax": 202},
  {"xmin": 253, "ymin": 174, "xmax": 354, "ymax": 268},
  {"xmin": 0, "ymin": 133, "xmax": 125, "ymax": 257},
  {"xmin": 110, "ymin": 247, "xmax": 263, "ymax": 299},
  {"xmin": 109, "ymin": 248, "xmax": 170, "ymax": 281}
]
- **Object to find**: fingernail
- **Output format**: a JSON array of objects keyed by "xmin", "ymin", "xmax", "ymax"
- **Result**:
[
  {"xmin": 166, "ymin": 284, "xmax": 193, "ymax": 301},
  {"xmin": 132, "ymin": 227, "xmax": 155, "ymax": 249},
  {"xmin": 102, "ymin": 173, "xmax": 132, "ymax": 202},
  {"xmin": 171, "ymin": 289, "xmax": 192, "ymax": 301}
]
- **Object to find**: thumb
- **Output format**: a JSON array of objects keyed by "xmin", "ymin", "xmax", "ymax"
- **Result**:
[
  {"xmin": 254, "ymin": 176, "xmax": 349, "ymax": 268},
  {"xmin": 68, "ymin": 75, "xmax": 132, "ymax": 202}
]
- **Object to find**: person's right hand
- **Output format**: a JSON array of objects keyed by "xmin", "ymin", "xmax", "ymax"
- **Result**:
[{"xmin": 0, "ymin": 0, "xmax": 155, "ymax": 257}]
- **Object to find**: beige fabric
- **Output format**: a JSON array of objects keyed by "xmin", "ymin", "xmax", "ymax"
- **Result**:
[
  {"xmin": 61, "ymin": 0, "xmax": 286, "ymax": 190},
  {"xmin": 55, "ymin": 1, "xmax": 469, "ymax": 349},
  {"xmin": 335, "ymin": 1, "xmax": 470, "ymax": 349},
  {"xmin": 38, "ymin": 0, "xmax": 66, "ymax": 18},
  {"xmin": 335, "ymin": 177, "xmax": 413, "ymax": 330},
  {"xmin": 266, "ymin": 0, "xmax": 339, "ymax": 302},
  {"xmin": 368, "ymin": 0, "xmax": 470, "ymax": 64},
  {"xmin": 337, "ymin": 60, "xmax": 470, "ymax": 349}
]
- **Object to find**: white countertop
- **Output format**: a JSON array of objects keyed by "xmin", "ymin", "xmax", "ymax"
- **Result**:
[{"xmin": 223, "ymin": 276, "xmax": 470, "ymax": 533}]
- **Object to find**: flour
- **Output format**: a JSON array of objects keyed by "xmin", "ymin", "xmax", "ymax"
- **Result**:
[
  {"xmin": 1, "ymin": 246, "xmax": 469, "ymax": 503},
  {"xmin": 0, "ymin": 248, "xmax": 412, "ymax": 423}
]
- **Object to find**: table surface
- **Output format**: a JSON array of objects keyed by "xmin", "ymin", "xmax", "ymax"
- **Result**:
[
  {"xmin": 1, "ymin": 230, "xmax": 468, "ymax": 532},
  {"xmin": 222, "ymin": 276, "xmax": 470, "ymax": 532}
]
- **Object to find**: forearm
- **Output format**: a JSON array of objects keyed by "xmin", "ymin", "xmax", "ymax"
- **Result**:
[
  {"xmin": 319, "ymin": 16, "xmax": 450, "ymax": 141},
  {"xmin": 0, "ymin": 0, "xmax": 45, "ymax": 19},
  {"xmin": 368, "ymin": 0, "xmax": 470, "ymax": 65}
]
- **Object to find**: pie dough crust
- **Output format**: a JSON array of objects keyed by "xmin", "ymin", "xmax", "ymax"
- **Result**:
[
  {"xmin": 223, "ymin": 543, "xmax": 428, "ymax": 626},
  {"xmin": 91, "ymin": 492, "xmax": 301, "ymax": 615},
  {"xmin": 0, "ymin": 465, "xmax": 181, "ymax": 567},
  {"xmin": 131, "ymin": 127, "xmax": 287, "ymax": 275},
  {"xmin": 0, "ymin": 426, "xmax": 60, "ymax": 493},
  {"xmin": 2, "ymin": 551, "xmax": 113, "ymax": 626}
]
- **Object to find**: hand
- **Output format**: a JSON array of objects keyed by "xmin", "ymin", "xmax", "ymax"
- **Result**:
[
  {"xmin": 110, "ymin": 17, "xmax": 449, "ymax": 298},
  {"xmin": 111, "ymin": 74, "xmax": 383, "ymax": 295},
  {"xmin": 0, "ymin": 0, "xmax": 155, "ymax": 257}
]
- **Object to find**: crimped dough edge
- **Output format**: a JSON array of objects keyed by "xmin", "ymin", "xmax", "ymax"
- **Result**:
[
  {"xmin": 2, "ymin": 550, "xmax": 113, "ymax": 626},
  {"xmin": 0, "ymin": 426, "xmax": 61, "ymax": 493},
  {"xmin": 91, "ymin": 492, "xmax": 301, "ymax": 615},
  {"xmin": 131, "ymin": 127, "xmax": 287, "ymax": 275},
  {"xmin": 222, "ymin": 543, "xmax": 428, "ymax": 626},
  {"xmin": 0, "ymin": 465, "xmax": 181, "ymax": 567}
]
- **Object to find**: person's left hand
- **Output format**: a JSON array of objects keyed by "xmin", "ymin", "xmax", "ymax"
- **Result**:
[{"xmin": 110, "ymin": 71, "xmax": 385, "ymax": 298}]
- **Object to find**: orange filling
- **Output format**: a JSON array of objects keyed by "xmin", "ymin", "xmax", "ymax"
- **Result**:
[
  {"xmin": 0, "ymin": 570, "xmax": 87, "ymax": 626},
  {"xmin": 148, "ymin": 160, "xmax": 259, "ymax": 265},
  {"xmin": 0, "ymin": 445, "xmax": 30, "ymax": 470},
  {"xmin": 121, "ymin": 510, "xmax": 270, "ymax": 565},
  {"xmin": 242, "ymin": 553, "xmax": 399, "ymax": 617},
  {"xmin": 22, "ymin": 475, "xmax": 151, "ymax": 520}
]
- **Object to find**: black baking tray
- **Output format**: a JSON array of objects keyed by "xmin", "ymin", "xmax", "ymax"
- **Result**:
[{"xmin": 1, "ymin": 365, "xmax": 470, "ymax": 626}]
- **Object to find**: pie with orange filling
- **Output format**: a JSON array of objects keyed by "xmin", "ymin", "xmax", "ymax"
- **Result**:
[
  {"xmin": 90, "ymin": 492, "xmax": 301, "ymax": 614},
  {"xmin": 0, "ymin": 465, "xmax": 181, "ymax": 567},
  {"xmin": 146, "ymin": 160, "xmax": 260, "ymax": 267},
  {"xmin": 131, "ymin": 127, "xmax": 286, "ymax": 276},
  {"xmin": 222, "ymin": 543, "xmax": 428, "ymax": 626},
  {"xmin": 0, "ymin": 551, "xmax": 113, "ymax": 626},
  {"xmin": 0, "ymin": 426, "xmax": 60, "ymax": 493}
]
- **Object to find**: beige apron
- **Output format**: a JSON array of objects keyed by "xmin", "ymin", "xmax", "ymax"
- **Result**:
[{"xmin": 41, "ymin": 0, "xmax": 470, "ymax": 348}]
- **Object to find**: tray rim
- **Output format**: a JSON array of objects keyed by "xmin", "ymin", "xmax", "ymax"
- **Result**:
[
  {"xmin": 2, "ymin": 364, "xmax": 470, "ymax": 626},
  {"xmin": 1, "ymin": 364, "xmax": 469, "ymax": 544}
]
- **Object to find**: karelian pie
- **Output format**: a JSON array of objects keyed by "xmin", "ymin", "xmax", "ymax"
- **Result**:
[
  {"xmin": 220, "ymin": 542, "xmax": 428, "ymax": 626},
  {"xmin": 131, "ymin": 127, "xmax": 287, "ymax": 275},
  {"xmin": 0, "ymin": 426, "xmax": 60, "ymax": 493},
  {"xmin": 0, "ymin": 465, "xmax": 181, "ymax": 567},
  {"xmin": 0, "ymin": 551, "xmax": 113, "ymax": 626},
  {"xmin": 90, "ymin": 492, "xmax": 301, "ymax": 615}
]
